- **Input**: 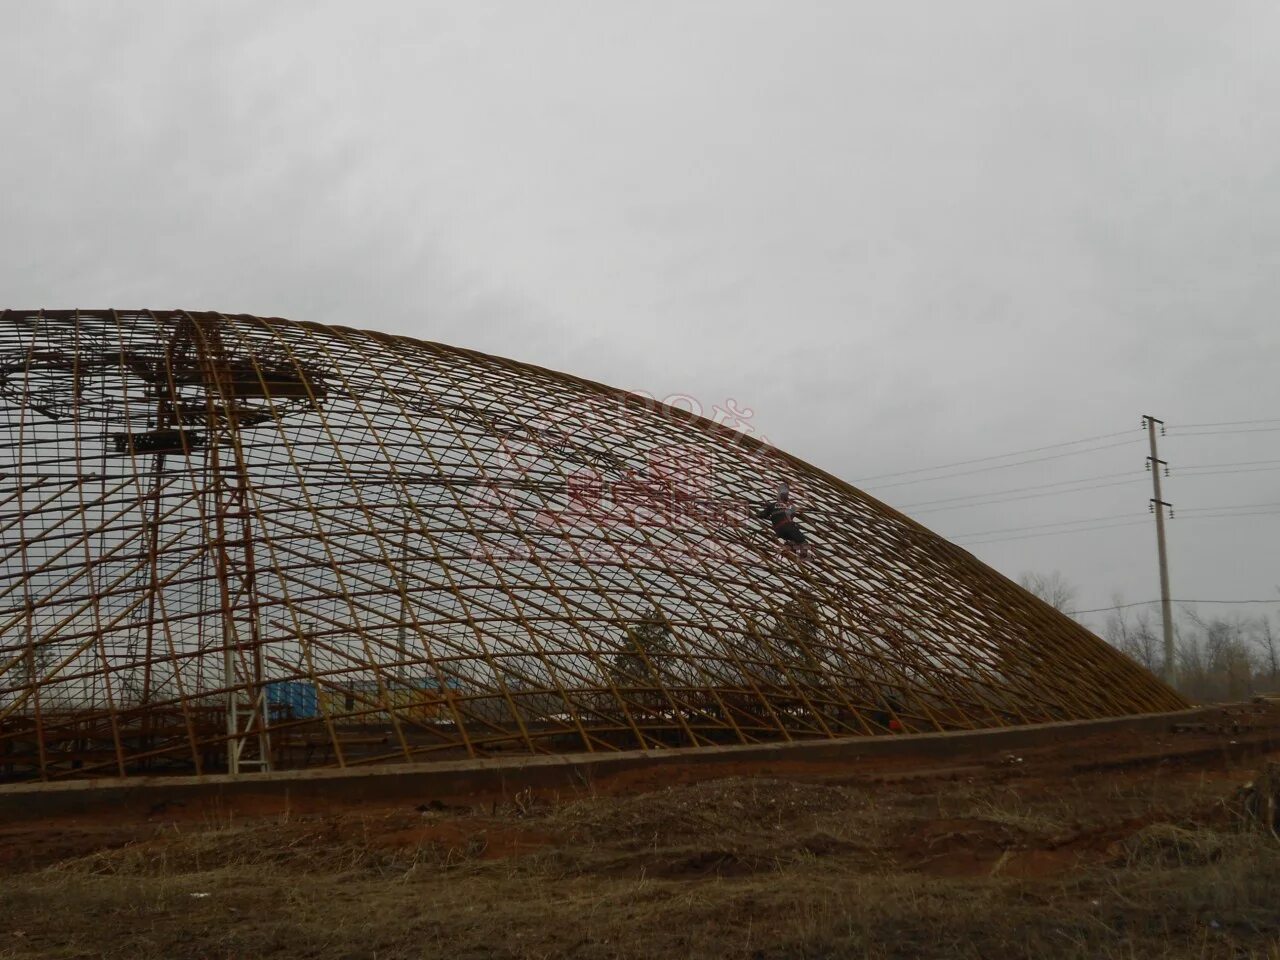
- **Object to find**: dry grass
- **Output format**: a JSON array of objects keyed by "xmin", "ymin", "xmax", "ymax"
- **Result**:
[{"xmin": 2, "ymin": 774, "xmax": 1280, "ymax": 959}]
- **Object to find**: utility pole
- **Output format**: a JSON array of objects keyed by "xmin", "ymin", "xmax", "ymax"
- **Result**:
[{"xmin": 1142, "ymin": 415, "xmax": 1175, "ymax": 687}]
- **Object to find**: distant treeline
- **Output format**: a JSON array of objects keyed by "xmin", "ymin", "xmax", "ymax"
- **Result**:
[
  {"xmin": 1101, "ymin": 604, "xmax": 1279, "ymax": 703},
  {"xmin": 1020, "ymin": 571, "xmax": 1280, "ymax": 702}
]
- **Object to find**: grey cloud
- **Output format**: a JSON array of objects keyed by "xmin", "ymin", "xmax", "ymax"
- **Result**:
[{"xmin": 4, "ymin": 0, "xmax": 1278, "ymax": 618}]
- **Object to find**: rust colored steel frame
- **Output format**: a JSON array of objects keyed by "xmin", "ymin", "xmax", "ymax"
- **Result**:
[{"xmin": 0, "ymin": 309, "xmax": 1188, "ymax": 782}]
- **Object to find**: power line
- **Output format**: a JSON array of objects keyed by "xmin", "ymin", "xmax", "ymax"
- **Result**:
[
  {"xmin": 855, "ymin": 417, "xmax": 1276, "ymax": 489},
  {"xmin": 948, "ymin": 503, "xmax": 1280, "ymax": 546},
  {"xmin": 852, "ymin": 429, "xmax": 1138, "ymax": 485},
  {"xmin": 864, "ymin": 437, "xmax": 1143, "ymax": 490},
  {"xmin": 1177, "ymin": 458, "xmax": 1280, "ymax": 471},
  {"xmin": 1067, "ymin": 598, "xmax": 1279, "ymax": 616},
  {"xmin": 896, "ymin": 469, "xmax": 1139, "ymax": 509},
  {"xmin": 1175, "ymin": 510, "xmax": 1280, "ymax": 521},
  {"xmin": 956, "ymin": 506, "xmax": 1280, "ymax": 544},
  {"xmin": 1167, "ymin": 427, "xmax": 1280, "ymax": 437},
  {"xmin": 1173, "ymin": 465, "xmax": 1280, "ymax": 479},
  {"xmin": 947, "ymin": 499, "xmax": 1280, "ymax": 545},
  {"xmin": 1178, "ymin": 500, "xmax": 1280, "ymax": 513},
  {"xmin": 905, "ymin": 475, "xmax": 1145, "ymax": 514},
  {"xmin": 897, "ymin": 463, "xmax": 1280, "ymax": 515},
  {"xmin": 1171, "ymin": 418, "xmax": 1280, "ymax": 429},
  {"xmin": 956, "ymin": 518, "xmax": 1150, "ymax": 546},
  {"xmin": 946, "ymin": 511, "xmax": 1144, "ymax": 540}
]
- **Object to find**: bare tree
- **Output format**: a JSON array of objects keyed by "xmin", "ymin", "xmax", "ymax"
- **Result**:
[
  {"xmin": 1180, "ymin": 610, "xmax": 1258, "ymax": 702},
  {"xmin": 1018, "ymin": 571, "xmax": 1078, "ymax": 613},
  {"xmin": 1096, "ymin": 593, "xmax": 1279, "ymax": 701},
  {"xmin": 1103, "ymin": 600, "xmax": 1162, "ymax": 675},
  {"xmin": 1254, "ymin": 616, "xmax": 1280, "ymax": 689}
]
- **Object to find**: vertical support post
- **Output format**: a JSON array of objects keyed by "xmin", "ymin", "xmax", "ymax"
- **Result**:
[
  {"xmin": 190, "ymin": 314, "xmax": 271, "ymax": 774},
  {"xmin": 398, "ymin": 493, "xmax": 410, "ymax": 685},
  {"xmin": 1143, "ymin": 415, "xmax": 1175, "ymax": 687}
]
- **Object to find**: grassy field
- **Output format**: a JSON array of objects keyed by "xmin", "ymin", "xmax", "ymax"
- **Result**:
[{"xmin": 3, "ymin": 751, "xmax": 1280, "ymax": 960}]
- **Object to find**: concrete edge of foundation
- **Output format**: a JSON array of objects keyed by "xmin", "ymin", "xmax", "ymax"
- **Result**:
[{"xmin": 1, "ymin": 707, "xmax": 1246, "ymax": 821}]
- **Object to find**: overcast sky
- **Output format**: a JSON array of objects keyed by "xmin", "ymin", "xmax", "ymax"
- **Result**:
[{"xmin": 5, "ymin": 1, "xmax": 1279, "ymax": 625}]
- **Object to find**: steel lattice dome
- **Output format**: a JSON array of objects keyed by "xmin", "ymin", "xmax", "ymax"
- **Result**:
[{"xmin": 0, "ymin": 310, "xmax": 1185, "ymax": 781}]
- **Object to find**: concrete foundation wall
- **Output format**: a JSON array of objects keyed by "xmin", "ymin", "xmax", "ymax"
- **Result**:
[{"xmin": 0, "ymin": 708, "xmax": 1221, "ymax": 822}]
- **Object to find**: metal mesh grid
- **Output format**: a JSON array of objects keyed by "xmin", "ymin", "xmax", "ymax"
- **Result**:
[{"xmin": 0, "ymin": 310, "xmax": 1186, "ymax": 781}]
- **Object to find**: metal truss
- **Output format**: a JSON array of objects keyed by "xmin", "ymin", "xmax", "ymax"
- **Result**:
[{"xmin": 0, "ymin": 310, "xmax": 1187, "ymax": 781}]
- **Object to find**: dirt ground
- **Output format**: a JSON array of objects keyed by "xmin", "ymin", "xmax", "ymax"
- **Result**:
[{"xmin": 3, "ymin": 705, "xmax": 1280, "ymax": 960}]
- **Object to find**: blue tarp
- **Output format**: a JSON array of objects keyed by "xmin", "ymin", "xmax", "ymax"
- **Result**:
[{"xmin": 266, "ymin": 680, "xmax": 320, "ymax": 719}]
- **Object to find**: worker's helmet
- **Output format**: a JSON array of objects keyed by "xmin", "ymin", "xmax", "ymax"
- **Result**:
[{"xmin": 777, "ymin": 482, "xmax": 790, "ymax": 501}]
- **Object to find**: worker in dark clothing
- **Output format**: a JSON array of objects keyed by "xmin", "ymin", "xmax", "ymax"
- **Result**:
[{"xmin": 758, "ymin": 482, "xmax": 810, "ymax": 559}]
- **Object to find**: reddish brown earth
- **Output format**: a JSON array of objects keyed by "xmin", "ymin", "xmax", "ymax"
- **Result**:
[{"xmin": 2, "ymin": 702, "xmax": 1279, "ymax": 959}]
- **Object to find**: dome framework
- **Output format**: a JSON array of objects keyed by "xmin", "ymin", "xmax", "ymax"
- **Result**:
[{"xmin": 0, "ymin": 310, "xmax": 1185, "ymax": 781}]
